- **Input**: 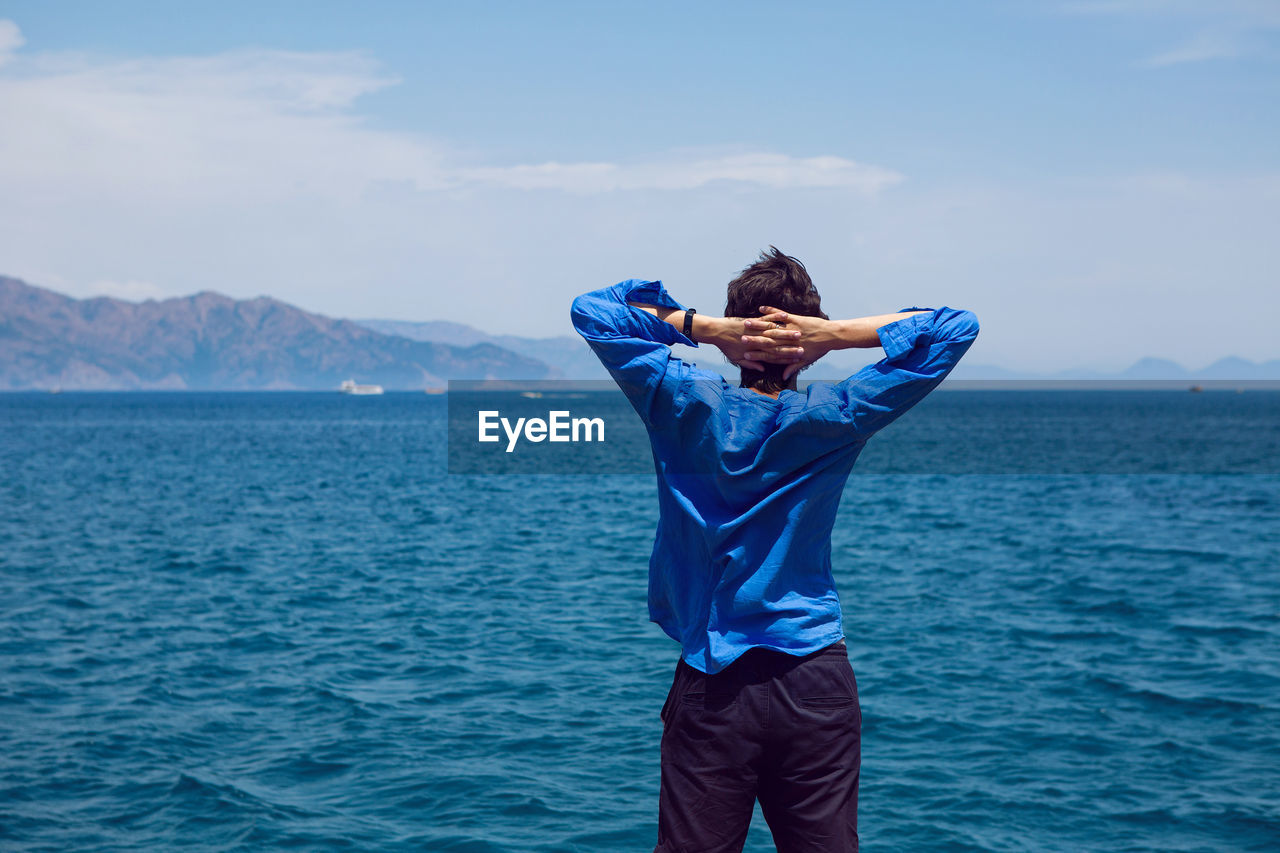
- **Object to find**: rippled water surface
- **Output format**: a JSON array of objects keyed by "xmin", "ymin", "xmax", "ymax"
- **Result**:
[{"xmin": 2, "ymin": 391, "xmax": 1278, "ymax": 851}]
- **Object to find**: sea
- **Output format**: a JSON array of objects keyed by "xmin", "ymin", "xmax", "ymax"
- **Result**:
[{"xmin": 1, "ymin": 389, "xmax": 1278, "ymax": 852}]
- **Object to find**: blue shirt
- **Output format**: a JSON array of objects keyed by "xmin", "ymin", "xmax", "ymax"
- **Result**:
[{"xmin": 571, "ymin": 279, "xmax": 979, "ymax": 674}]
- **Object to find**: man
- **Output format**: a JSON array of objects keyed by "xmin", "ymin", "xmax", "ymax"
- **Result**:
[{"xmin": 570, "ymin": 248, "xmax": 979, "ymax": 852}]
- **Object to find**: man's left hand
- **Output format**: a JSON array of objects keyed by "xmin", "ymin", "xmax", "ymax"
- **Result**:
[{"xmin": 703, "ymin": 311, "xmax": 804, "ymax": 371}]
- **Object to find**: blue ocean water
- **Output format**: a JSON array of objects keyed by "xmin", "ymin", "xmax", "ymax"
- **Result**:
[{"xmin": 1, "ymin": 391, "xmax": 1278, "ymax": 852}]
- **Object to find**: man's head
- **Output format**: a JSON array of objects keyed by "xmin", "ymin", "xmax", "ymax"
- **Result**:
[{"xmin": 725, "ymin": 247, "xmax": 827, "ymax": 393}]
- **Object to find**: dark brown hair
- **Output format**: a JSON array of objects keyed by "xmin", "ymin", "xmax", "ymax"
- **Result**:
[{"xmin": 725, "ymin": 246, "xmax": 826, "ymax": 393}]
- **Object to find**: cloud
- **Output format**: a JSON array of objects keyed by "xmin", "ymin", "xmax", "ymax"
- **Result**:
[
  {"xmin": 87, "ymin": 279, "xmax": 169, "ymax": 301},
  {"xmin": 0, "ymin": 45, "xmax": 896, "ymax": 204},
  {"xmin": 0, "ymin": 48, "xmax": 444, "ymax": 204},
  {"xmin": 1063, "ymin": 0, "xmax": 1280, "ymax": 26},
  {"xmin": 0, "ymin": 19, "xmax": 23, "ymax": 66},
  {"xmin": 1141, "ymin": 32, "xmax": 1245, "ymax": 66},
  {"xmin": 460, "ymin": 153, "xmax": 901, "ymax": 194},
  {"xmin": 1061, "ymin": 0, "xmax": 1280, "ymax": 65}
]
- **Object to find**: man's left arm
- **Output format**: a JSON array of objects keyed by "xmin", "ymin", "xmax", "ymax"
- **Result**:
[
  {"xmin": 570, "ymin": 280, "xmax": 700, "ymax": 428},
  {"xmin": 570, "ymin": 280, "xmax": 801, "ymax": 425}
]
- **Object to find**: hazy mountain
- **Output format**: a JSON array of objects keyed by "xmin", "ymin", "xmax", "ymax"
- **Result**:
[
  {"xmin": 1117, "ymin": 357, "xmax": 1194, "ymax": 380},
  {"xmin": 357, "ymin": 318, "xmax": 610, "ymax": 380},
  {"xmin": 951, "ymin": 356, "xmax": 1280, "ymax": 381},
  {"xmin": 0, "ymin": 276, "xmax": 551, "ymax": 390},
  {"xmin": 1199, "ymin": 356, "xmax": 1280, "ymax": 379}
]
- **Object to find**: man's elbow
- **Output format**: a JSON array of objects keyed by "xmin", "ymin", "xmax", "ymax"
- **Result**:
[
  {"xmin": 571, "ymin": 292, "xmax": 617, "ymax": 341},
  {"xmin": 946, "ymin": 308, "xmax": 980, "ymax": 341},
  {"xmin": 569, "ymin": 294, "xmax": 594, "ymax": 337}
]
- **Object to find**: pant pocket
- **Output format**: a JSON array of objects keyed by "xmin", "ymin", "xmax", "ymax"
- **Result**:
[
  {"xmin": 792, "ymin": 657, "xmax": 859, "ymax": 711},
  {"xmin": 797, "ymin": 695, "xmax": 858, "ymax": 710}
]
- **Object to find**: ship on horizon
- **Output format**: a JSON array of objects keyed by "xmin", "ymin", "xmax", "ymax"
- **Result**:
[{"xmin": 339, "ymin": 379, "xmax": 384, "ymax": 395}]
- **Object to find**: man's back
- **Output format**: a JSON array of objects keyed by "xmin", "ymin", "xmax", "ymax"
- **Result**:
[{"xmin": 571, "ymin": 279, "xmax": 979, "ymax": 673}]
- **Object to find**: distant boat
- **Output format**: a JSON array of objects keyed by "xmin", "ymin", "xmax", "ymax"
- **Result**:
[
  {"xmin": 1189, "ymin": 384, "xmax": 1203, "ymax": 393},
  {"xmin": 339, "ymin": 379, "xmax": 384, "ymax": 395},
  {"xmin": 423, "ymin": 387, "xmax": 446, "ymax": 395}
]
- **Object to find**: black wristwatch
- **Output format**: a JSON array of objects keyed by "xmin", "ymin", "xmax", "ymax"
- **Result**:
[{"xmin": 683, "ymin": 308, "xmax": 696, "ymax": 339}]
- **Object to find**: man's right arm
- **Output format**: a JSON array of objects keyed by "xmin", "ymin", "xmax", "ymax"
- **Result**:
[
  {"xmin": 745, "ymin": 305, "xmax": 979, "ymax": 438},
  {"xmin": 839, "ymin": 306, "xmax": 979, "ymax": 437}
]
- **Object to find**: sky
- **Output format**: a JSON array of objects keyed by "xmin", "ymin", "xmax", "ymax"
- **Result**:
[{"xmin": 1, "ymin": 0, "xmax": 1277, "ymax": 371}]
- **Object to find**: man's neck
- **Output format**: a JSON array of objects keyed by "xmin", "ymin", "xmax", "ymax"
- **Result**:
[{"xmin": 744, "ymin": 383, "xmax": 794, "ymax": 399}]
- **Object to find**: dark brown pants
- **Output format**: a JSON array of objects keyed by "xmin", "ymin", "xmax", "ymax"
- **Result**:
[{"xmin": 655, "ymin": 641, "xmax": 862, "ymax": 853}]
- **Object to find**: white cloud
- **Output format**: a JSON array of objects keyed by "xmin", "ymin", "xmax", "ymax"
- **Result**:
[
  {"xmin": 86, "ymin": 279, "xmax": 169, "ymax": 301},
  {"xmin": 0, "ymin": 46, "xmax": 896, "ymax": 205},
  {"xmin": 0, "ymin": 19, "xmax": 23, "ymax": 66},
  {"xmin": 1063, "ymin": 0, "xmax": 1280, "ymax": 26},
  {"xmin": 460, "ymin": 153, "xmax": 901, "ymax": 194},
  {"xmin": 1061, "ymin": 0, "xmax": 1280, "ymax": 65},
  {"xmin": 0, "ymin": 49, "xmax": 445, "ymax": 204},
  {"xmin": 1142, "ymin": 31, "xmax": 1245, "ymax": 65}
]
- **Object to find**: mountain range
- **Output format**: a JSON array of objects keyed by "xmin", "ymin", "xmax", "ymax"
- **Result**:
[
  {"xmin": 0, "ymin": 276, "xmax": 549, "ymax": 390},
  {"xmin": 2, "ymin": 274, "xmax": 1277, "ymax": 389},
  {"xmin": 948, "ymin": 355, "xmax": 1280, "ymax": 381}
]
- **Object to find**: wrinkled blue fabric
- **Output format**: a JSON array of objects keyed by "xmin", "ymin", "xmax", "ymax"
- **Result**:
[{"xmin": 571, "ymin": 279, "xmax": 979, "ymax": 673}]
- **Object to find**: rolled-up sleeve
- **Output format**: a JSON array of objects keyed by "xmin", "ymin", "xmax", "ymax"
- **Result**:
[
  {"xmin": 834, "ymin": 306, "xmax": 979, "ymax": 437},
  {"xmin": 570, "ymin": 279, "xmax": 698, "ymax": 428}
]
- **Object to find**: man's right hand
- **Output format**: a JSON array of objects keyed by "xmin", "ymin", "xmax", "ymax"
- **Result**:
[
  {"xmin": 704, "ymin": 311, "xmax": 804, "ymax": 371},
  {"xmin": 740, "ymin": 307, "xmax": 840, "ymax": 380},
  {"xmin": 742, "ymin": 306, "xmax": 931, "ymax": 380}
]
